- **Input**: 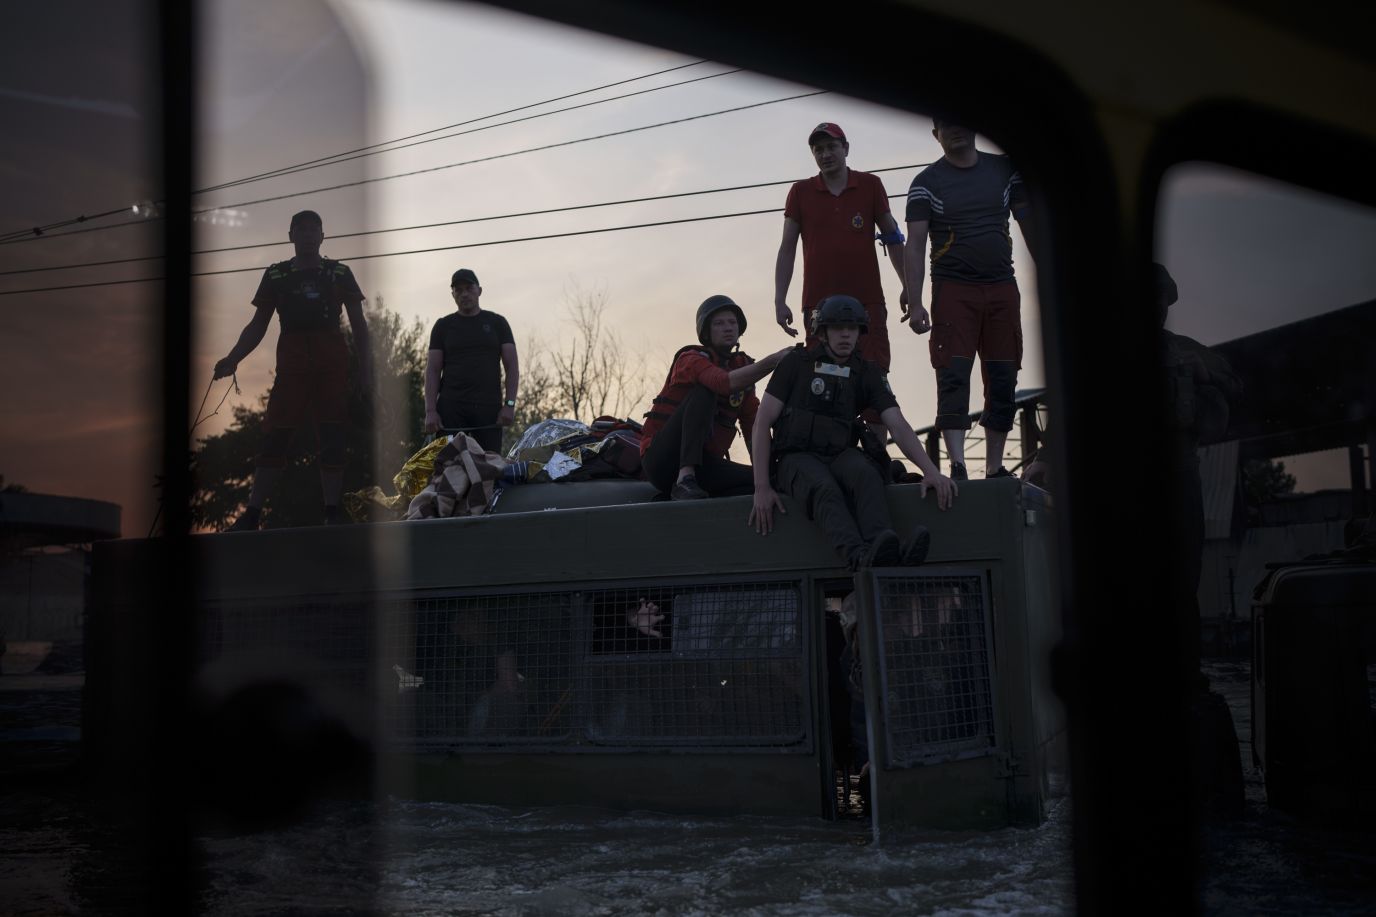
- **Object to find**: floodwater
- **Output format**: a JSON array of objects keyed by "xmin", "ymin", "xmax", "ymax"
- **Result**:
[{"xmin": 3, "ymin": 661, "xmax": 1374, "ymax": 915}]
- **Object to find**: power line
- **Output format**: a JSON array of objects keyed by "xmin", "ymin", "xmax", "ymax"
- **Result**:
[
  {"xmin": 0, "ymin": 190, "xmax": 920, "ymax": 297},
  {"xmin": 0, "ymin": 88, "xmax": 825, "ymax": 249},
  {"xmin": 0, "ymin": 206, "xmax": 777, "ymax": 296},
  {"xmin": 197, "ymin": 60, "xmax": 715, "ymax": 194},
  {"xmin": 0, "ymin": 207, "xmax": 135, "ymax": 245},
  {"xmin": 0, "ymin": 59, "xmax": 715, "ymax": 244},
  {"xmin": 203, "ymin": 89, "xmax": 826, "ymax": 213},
  {"xmin": 199, "ymin": 67, "xmax": 739, "ymax": 195},
  {"xmin": 0, "ymin": 164, "xmax": 929, "ymax": 278}
]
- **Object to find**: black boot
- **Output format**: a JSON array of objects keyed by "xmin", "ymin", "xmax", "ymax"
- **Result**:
[{"xmin": 901, "ymin": 525, "xmax": 931, "ymax": 566}]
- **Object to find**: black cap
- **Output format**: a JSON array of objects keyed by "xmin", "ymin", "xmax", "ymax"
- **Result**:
[
  {"xmin": 289, "ymin": 209, "xmax": 322, "ymax": 230},
  {"xmin": 451, "ymin": 268, "xmax": 480, "ymax": 287},
  {"xmin": 812, "ymin": 294, "xmax": 869, "ymax": 332}
]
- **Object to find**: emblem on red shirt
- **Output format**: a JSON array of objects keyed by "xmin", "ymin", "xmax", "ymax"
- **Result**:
[{"xmin": 851, "ymin": 213, "xmax": 863, "ymax": 229}]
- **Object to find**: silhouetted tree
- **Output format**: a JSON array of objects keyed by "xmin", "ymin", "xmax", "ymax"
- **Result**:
[
  {"xmin": 189, "ymin": 297, "xmax": 426, "ymax": 530},
  {"xmin": 1243, "ymin": 458, "xmax": 1297, "ymax": 505}
]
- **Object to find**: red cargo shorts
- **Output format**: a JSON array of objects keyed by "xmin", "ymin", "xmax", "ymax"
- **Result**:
[{"xmin": 265, "ymin": 330, "xmax": 349, "ymax": 429}]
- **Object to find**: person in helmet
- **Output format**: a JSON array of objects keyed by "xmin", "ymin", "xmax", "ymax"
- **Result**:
[
  {"xmin": 640, "ymin": 295, "xmax": 792, "ymax": 499},
  {"xmin": 749, "ymin": 295, "xmax": 957, "ymax": 569}
]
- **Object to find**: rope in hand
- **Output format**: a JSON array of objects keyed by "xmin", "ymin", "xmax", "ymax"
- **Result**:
[{"xmin": 147, "ymin": 373, "xmax": 241, "ymax": 538}]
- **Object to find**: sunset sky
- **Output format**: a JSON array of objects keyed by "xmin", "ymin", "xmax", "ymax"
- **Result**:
[{"xmin": 3, "ymin": 0, "xmax": 1373, "ymax": 538}]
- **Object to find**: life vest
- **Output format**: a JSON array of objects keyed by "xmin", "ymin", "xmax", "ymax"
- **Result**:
[
  {"xmin": 265, "ymin": 258, "xmax": 355, "ymax": 332},
  {"xmin": 641, "ymin": 345, "xmax": 754, "ymax": 457},
  {"xmin": 771, "ymin": 346, "xmax": 864, "ymax": 457}
]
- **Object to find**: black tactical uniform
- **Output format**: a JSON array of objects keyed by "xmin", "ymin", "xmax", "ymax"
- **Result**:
[{"xmin": 765, "ymin": 338, "xmax": 900, "ymax": 570}]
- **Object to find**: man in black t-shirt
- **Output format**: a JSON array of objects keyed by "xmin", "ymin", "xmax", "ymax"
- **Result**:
[
  {"xmin": 902, "ymin": 119, "xmax": 1039, "ymax": 481},
  {"xmin": 214, "ymin": 209, "xmax": 370, "ymax": 531},
  {"xmin": 423, "ymin": 268, "xmax": 519, "ymax": 454},
  {"xmin": 748, "ymin": 295, "xmax": 956, "ymax": 571}
]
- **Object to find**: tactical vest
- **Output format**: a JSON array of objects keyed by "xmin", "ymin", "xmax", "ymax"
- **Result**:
[
  {"xmin": 771, "ymin": 348, "xmax": 863, "ymax": 457},
  {"xmin": 266, "ymin": 258, "xmax": 352, "ymax": 332},
  {"xmin": 643, "ymin": 345, "xmax": 753, "ymax": 440}
]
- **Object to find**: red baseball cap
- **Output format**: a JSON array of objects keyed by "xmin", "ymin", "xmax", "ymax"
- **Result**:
[{"xmin": 807, "ymin": 122, "xmax": 847, "ymax": 145}]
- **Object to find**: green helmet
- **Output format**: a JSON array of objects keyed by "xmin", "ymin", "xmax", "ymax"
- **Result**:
[
  {"xmin": 696, "ymin": 294, "xmax": 747, "ymax": 345},
  {"xmin": 812, "ymin": 294, "xmax": 869, "ymax": 333}
]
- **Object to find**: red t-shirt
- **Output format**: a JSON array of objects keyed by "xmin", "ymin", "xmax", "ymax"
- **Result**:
[{"xmin": 784, "ymin": 169, "xmax": 891, "ymax": 317}]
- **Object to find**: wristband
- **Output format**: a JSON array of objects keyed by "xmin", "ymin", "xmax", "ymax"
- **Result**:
[{"xmin": 504, "ymin": 399, "xmax": 516, "ymax": 408}]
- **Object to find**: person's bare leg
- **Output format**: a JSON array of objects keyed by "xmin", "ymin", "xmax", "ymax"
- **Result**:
[
  {"xmin": 942, "ymin": 429, "xmax": 966, "ymax": 472},
  {"xmin": 985, "ymin": 428, "xmax": 1009, "ymax": 474}
]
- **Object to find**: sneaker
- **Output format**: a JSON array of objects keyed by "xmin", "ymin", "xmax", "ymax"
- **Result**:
[
  {"xmin": 859, "ymin": 529, "xmax": 901, "ymax": 568},
  {"xmin": 986, "ymin": 466, "xmax": 1014, "ymax": 479},
  {"xmin": 950, "ymin": 461, "xmax": 968, "ymax": 481},
  {"xmin": 225, "ymin": 506, "xmax": 261, "ymax": 532},
  {"xmin": 901, "ymin": 525, "xmax": 931, "ymax": 566},
  {"xmin": 670, "ymin": 475, "xmax": 709, "ymax": 500}
]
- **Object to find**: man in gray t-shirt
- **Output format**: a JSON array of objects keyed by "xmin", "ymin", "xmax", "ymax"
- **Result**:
[{"xmin": 902, "ymin": 120, "xmax": 1038, "ymax": 480}]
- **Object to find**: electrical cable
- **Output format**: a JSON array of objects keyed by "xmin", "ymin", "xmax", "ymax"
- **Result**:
[
  {"xmin": 0, "ymin": 206, "xmax": 782, "ymax": 295},
  {"xmin": 197, "ymin": 60, "xmax": 713, "ymax": 194},
  {"xmin": 0, "ymin": 164, "xmax": 928, "ymax": 277},
  {"xmin": 0, "ymin": 60, "xmax": 728, "ymax": 244},
  {"xmin": 0, "ymin": 190, "xmax": 914, "ymax": 297},
  {"xmin": 200, "ymin": 67, "xmax": 741, "ymax": 194},
  {"xmin": 0, "ymin": 88, "xmax": 825, "ymax": 248}
]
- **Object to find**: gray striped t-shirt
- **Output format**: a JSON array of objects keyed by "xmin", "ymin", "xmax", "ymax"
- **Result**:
[{"xmin": 905, "ymin": 151, "xmax": 1028, "ymax": 283}]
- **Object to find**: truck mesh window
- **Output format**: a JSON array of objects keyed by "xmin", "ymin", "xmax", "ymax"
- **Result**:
[
  {"xmin": 387, "ymin": 592, "xmax": 575, "ymax": 745},
  {"xmin": 386, "ymin": 581, "xmax": 805, "ymax": 750},
  {"xmin": 875, "ymin": 573, "xmax": 996, "ymax": 766},
  {"xmin": 581, "ymin": 584, "xmax": 804, "ymax": 746},
  {"xmin": 200, "ymin": 581, "xmax": 806, "ymax": 751}
]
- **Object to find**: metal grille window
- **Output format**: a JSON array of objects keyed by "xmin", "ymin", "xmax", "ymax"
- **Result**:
[
  {"xmin": 580, "ymin": 584, "xmax": 805, "ymax": 747},
  {"xmin": 385, "ymin": 592, "xmax": 575, "ymax": 746},
  {"xmin": 200, "ymin": 597, "xmax": 373, "ymax": 695},
  {"xmin": 874, "ymin": 573, "xmax": 996, "ymax": 766},
  {"xmin": 202, "ymin": 580, "xmax": 807, "ymax": 752}
]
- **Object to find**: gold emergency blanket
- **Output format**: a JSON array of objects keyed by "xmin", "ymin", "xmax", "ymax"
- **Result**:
[{"xmin": 343, "ymin": 435, "xmax": 452, "ymax": 521}]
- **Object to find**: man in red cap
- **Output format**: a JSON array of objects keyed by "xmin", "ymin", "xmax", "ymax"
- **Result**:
[{"xmin": 774, "ymin": 122, "xmax": 907, "ymax": 437}]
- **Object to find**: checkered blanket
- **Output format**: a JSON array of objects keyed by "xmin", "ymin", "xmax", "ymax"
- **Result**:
[{"xmin": 403, "ymin": 433, "xmax": 506, "ymax": 520}]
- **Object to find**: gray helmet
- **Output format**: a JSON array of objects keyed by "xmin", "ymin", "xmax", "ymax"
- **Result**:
[
  {"xmin": 812, "ymin": 294, "xmax": 869, "ymax": 333},
  {"xmin": 696, "ymin": 294, "xmax": 747, "ymax": 345}
]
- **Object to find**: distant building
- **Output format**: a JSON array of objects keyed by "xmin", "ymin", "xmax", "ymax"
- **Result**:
[{"xmin": 0, "ymin": 491, "xmax": 120, "ymax": 673}]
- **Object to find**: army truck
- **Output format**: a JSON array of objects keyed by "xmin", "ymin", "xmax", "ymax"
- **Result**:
[{"xmin": 87, "ymin": 475, "xmax": 1062, "ymax": 833}]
